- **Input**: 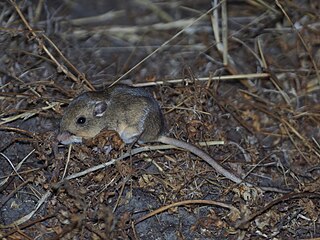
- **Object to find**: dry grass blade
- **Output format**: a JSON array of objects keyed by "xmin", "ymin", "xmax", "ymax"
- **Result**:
[
  {"xmin": 135, "ymin": 0, "xmax": 173, "ymax": 22},
  {"xmin": 281, "ymin": 119, "xmax": 320, "ymax": 159},
  {"xmin": 275, "ymin": 0, "xmax": 320, "ymax": 83},
  {"xmin": 221, "ymin": 0, "xmax": 228, "ymax": 65},
  {"xmin": 0, "ymin": 102, "xmax": 60, "ymax": 125},
  {"xmin": 112, "ymin": 6, "xmax": 218, "ymax": 86},
  {"xmin": 61, "ymin": 144, "xmax": 72, "ymax": 179},
  {"xmin": 8, "ymin": 0, "xmax": 95, "ymax": 91},
  {"xmin": 65, "ymin": 10, "xmax": 124, "ymax": 25},
  {"xmin": 0, "ymin": 150, "xmax": 35, "ymax": 187},
  {"xmin": 211, "ymin": 0, "xmax": 257, "ymax": 90},
  {"xmin": 0, "ymin": 191, "xmax": 51, "ymax": 229}
]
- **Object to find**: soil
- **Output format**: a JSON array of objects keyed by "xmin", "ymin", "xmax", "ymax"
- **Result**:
[{"xmin": 0, "ymin": 0, "xmax": 320, "ymax": 239}]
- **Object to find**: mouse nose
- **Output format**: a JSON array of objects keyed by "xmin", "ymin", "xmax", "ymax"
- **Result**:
[
  {"xmin": 57, "ymin": 131, "xmax": 83, "ymax": 145},
  {"xmin": 57, "ymin": 131, "xmax": 72, "ymax": 143}
]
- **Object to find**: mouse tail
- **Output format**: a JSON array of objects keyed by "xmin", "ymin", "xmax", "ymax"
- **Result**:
[{"xmin": 158, "ymin": 136, "xmax": 245, "ymax": 185}]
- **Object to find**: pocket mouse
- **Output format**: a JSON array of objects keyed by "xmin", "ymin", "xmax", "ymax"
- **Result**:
[{"xmin": 57, "ymin": 84, "xmax": 247, "ymax": 184}]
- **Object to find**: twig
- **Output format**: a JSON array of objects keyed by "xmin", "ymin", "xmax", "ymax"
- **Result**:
[
  {"xmin": 135, "ymin": 0, "xmax": 173, "ymax": 22},
  {"xmin": 42, "ymin": 35, "xmax": 95, "ymax": 91},
  {"xmin": 211, "ymin": 0, "xmax": 257, "ymax": 91},
  {"xmin": 1, "ymin": 214, "xmax": 55, "ymax": 237},
  {"xmin": 282, "ymin": 123, "xmax": 310, "ymax": 164},
  {"xmin": 235, "ymin": 192, "xmax": 320, "ymax": 229},
  {"xmin": 111, "ymin": 6, "xmax": 220, "ymax": 86},
  {"xmin": 132, "ymin": 73, "xmax": 270, "ymax": 87},
  {"xmin": 0, "ymin": 102, "xmax": 61, "ymax": 125},
  {"xmin": 135, "ymin": 199, "xmax": 240, "ymax": 225},
  {"xmin": 57, "ymin": 142, "xmax": 223, "ymax": 186},
  {"xmin": 113, "ymin": 176, "xmax": 130, "ymax": 213},
  {"xmin": 61, "ymin": 144, "xmax": 72, "ymax": 179},
  {"xmin": 0, "ymin": 179, "xmax": 32, "ymax": 208},
  {"xmin": 9, "ymin": 0, "xmax": 94, "ymax": 91},
  {"xmin": 275, "ymin": 0, "xmax": 320, "ymax": 83}
]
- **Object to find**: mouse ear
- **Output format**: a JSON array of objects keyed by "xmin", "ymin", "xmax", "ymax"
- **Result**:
[{"xmin": 93, "ymin": 101, "xmax": 107, "ymax": 117}]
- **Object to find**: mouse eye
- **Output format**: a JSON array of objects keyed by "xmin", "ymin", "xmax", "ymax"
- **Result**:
[{"xmin": 76, "ymin": 116, "xmax": 86, "ymax": 125}]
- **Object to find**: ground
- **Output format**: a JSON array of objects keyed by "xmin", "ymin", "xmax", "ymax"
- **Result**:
[{"xmin": 0, "ymin": 0, "xmax": 320, "ymax": 239}]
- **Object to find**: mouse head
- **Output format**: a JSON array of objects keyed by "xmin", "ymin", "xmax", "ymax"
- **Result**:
[{"xmin": 57, "ymin": 92, "xmax": 109, "ymax": 144}]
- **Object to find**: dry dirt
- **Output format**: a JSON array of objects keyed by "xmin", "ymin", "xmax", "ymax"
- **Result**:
[{"xmin": 0, "ymin": 0, "xmax": 320, "ymax": 239}]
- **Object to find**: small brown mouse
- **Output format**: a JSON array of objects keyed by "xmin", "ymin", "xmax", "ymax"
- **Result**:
[{"xmin": 57, "ymin": 84, "xmax": 245, "ymax": 184}]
